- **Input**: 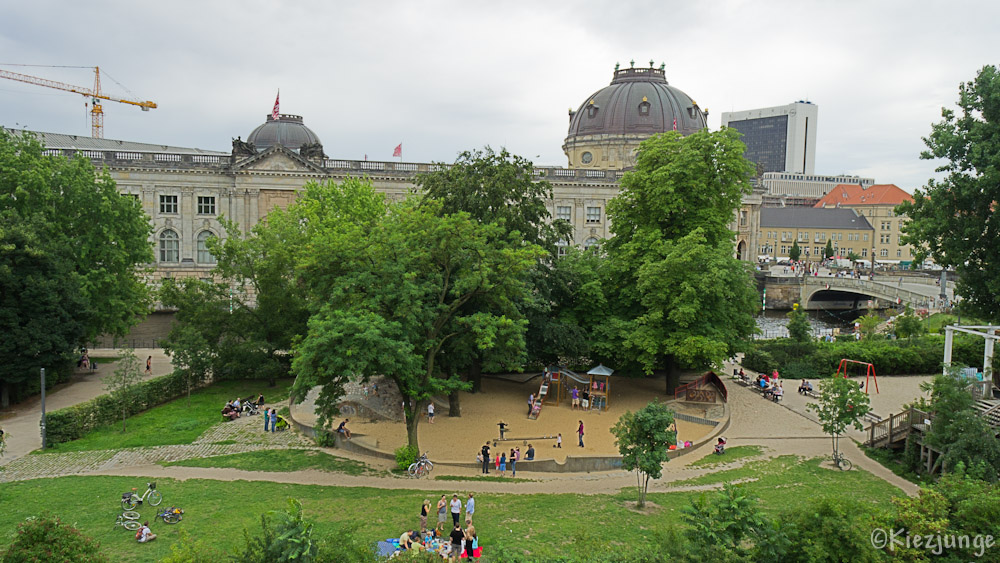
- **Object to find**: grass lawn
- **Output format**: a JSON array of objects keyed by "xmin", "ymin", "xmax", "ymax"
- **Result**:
[
  {"xmin": 38, "ymin": 379, "xmax": 292, "ymax": 454},
  {"xmin": 161, "ymin": 449, "xmax": 375, "ymax": 476},
  {"xmin": 861, "ymin": 445, "xmax": 935, "ymax": 486},
  {"xmin": 686, "ymin": 445, "xmax": 765, "ymax": 468},
  {"xmin": 0, "ymin": 456, "xmax": 905, "ymax": 562}
]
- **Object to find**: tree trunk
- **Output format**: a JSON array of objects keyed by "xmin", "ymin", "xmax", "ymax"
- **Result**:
[
  {"xmin": 448, "ymin": 391, "xmax": 461, "ymax": 417},
  {"xmin": 1, "ymin": 382, "xmax": 9, "ymax": 409},
  {"xmin": 405, "ymin": 402, "xmax": 420, "ymax": 453},
  {"xmin": 469, "ymin": 358, "xmax": 483, "ymax": 393},
  {"xmin": 636, "ymin": 471, "xmax": 645, "ymax": 508},
  {"xmin": 122, "ymin": 405, "xmax": 127, "ymax": 432},
  {"xmin": 663, "ymin": 356, "xmax": 681, "ymax": 395}
]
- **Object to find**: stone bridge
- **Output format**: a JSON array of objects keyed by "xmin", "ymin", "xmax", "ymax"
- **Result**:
[{"xmin": 800, "ymin": 277, "xmax": 938, "ymax": 310}]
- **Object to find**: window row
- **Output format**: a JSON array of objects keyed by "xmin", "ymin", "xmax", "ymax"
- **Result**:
[
  {"xmin": 158, "ymin": 195, "xmax": 217, "ymax": 215},
  {"xmin": 158, "ymin": 229, "xmax": 217, "ymax": 264},
  {"xmin": 554, "ymin": 206, "xmax": 603, "ymax": 224}
]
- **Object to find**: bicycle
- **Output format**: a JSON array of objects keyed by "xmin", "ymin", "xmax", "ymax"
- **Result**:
[
  {"xmin": 114, "ymin": 512, "xmax": 141, "ymax": 531},
  {"xmin": 830, "ymin": 451, "xmax": 853, "ymax": 471},
  {"xmin": 154, "ymin": 506, "xmax": 184, "ymax": 524},
  {"xmin": 122, "ymin": 482, "xmax": 162, "ymax": 510},
  {"xmin": 408, "ymin": 453, "xmax": 434, "ymax": 478}
]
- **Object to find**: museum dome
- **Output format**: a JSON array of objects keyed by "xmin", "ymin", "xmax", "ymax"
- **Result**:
[
  {"xmin": 247, "ymin": 114, "xmax": 323, "ymax": 152},
  {"xmin": 563, "ymin": 61, "xmax": 709, "ymax": 169}
]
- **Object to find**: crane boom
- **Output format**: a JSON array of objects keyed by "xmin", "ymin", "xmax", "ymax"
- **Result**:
[{"xmin": 0, "ymin": 66, "xmax": 156, "ymax": 138}]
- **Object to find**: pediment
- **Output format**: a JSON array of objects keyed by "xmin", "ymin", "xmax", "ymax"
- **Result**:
[{"xmin": 233, "ymin": 145, "xmax": 326, "ymax": 174}]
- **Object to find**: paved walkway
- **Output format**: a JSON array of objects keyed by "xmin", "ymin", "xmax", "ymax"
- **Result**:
[{"xmin": 0, "ymin": 406, "xmax": 313, "ymax": 482}]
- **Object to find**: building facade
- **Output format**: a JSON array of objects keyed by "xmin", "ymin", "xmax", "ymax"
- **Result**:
[
  {"xmin": 757, "ymin": 207, "xmax": 874, "ymax": 261},
  {"xmin": 761, "ymin": 172, "xmax": 874, "ymax": 198},
  {"xmin": 721, "ymin": 101, "xmax": 818, "ymax": 175},
  {"xmin": 814, "ymin": 184, "xmax": 915, "ymax": 264}
]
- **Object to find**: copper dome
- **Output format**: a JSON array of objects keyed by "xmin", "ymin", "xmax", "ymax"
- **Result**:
[{"xmin": 247, "ymin": 114, "xmax": 322, "ymax": 151}]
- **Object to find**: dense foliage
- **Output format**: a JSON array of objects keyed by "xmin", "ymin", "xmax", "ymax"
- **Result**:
[
  {"xmin": 807, "ymin": 376, "xmax": 871, "ymax": 458},
  {"xmin": 611, "ymin": 400, "xmax": 676, "ymax": 507},
  {"xmin": 2, "ymin": 515, "xmax": 107, "ymax": 563},
  {"xmin": 898, "ymin": 65, "xmax": 1000, "ymax": 320},
  {"xmin": 0, "ymin": 130, "xmax": 153, "ymax": 407}
]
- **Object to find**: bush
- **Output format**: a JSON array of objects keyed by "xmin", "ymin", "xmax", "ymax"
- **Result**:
[
  {"xmin": 232, "ymin": 499, "xmax": 318, "ymax": 563},
  {"xmin": 2, "ymin": 515, "xmax": 107, "ymax": 563},
  {"xmin": 44, "ymin": 369, "xmax": 193, "ymax": 446},
  {"xmin": 314, "ymin": 430, "xmax": 335, "ymax": 448},
  {"xmin": 160, "ymin": 530, "xmax": 226, "ymax": 563},
  {"xmin": 395, "ymin": 444, "xmax": 419, "ymax": 471},
  {"xmin": 742, "ymin": 348, "xmax": 775, "ymax": 374}
]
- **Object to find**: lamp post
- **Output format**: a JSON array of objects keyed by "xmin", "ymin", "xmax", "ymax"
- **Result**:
[
  {"xmin": 871, "ymin": 247, "xmax": 876, "ymax": 279},
  {"xmin": 40, "ymin": 368, "xmax": 46, "ymax": 450}
]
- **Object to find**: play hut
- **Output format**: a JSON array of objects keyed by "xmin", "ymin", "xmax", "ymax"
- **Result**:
[{"xmin": 586, "ymin": 364, "xmax": 614, "ymax": 412}]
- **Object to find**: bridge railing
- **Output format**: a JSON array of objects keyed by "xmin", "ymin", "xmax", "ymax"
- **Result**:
[
  {"xmin": 866, "ymin": 407, "xmax": 931, "ymax": 446},
  {"xmin": 803, "ymin": 278, "xmax": 932, "ymax": 307}
]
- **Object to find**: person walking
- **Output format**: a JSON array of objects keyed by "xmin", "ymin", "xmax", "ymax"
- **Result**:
[
  {"xmin": 420, "ymin": 499, "xmax": 430, "ymax": 532},
  {"xmin": 577, "ymin": 420, "xmax": 585, "ymax": 447},
  {"xmin": 145, "ymin": 356, "xmax": 152, "ymax": 376},
  {"xmin": 480, "ymin": 442, "xmax": 491, "ymax": 474},
  {"xmin": 436, "ymin": 494, "xmax": 447, "ymax": 534},
  {"xmin": 555, "ymin": 433, "xmax": 562, "ymax": 448},
  {"xmin": 450, "ymin": 494, "xmax": 461, "ymax": 527},
  {"xmin": 428, "ymin": 402, "xmax": 435, "ymax": 424},
  {"xmin": 465, "ymin": 493, "xmax": 474, "ymax": 523}
]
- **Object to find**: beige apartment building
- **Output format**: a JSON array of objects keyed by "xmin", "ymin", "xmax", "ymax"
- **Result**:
[
  {"xmin": 757, "ymin": 207, "xmax": 874, "ymax": 261},
  {"xmin": 814, "ymin": 184, "xmax": 915, "ymax": 264}
]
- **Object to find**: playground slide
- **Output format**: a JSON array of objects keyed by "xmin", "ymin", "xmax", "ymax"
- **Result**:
[
  {"xmin": 560, "ymin": 369, "xmax": 590, "ymax": 385},
  {"xmin": 530, "ymin": 381, "xmax": 547, "ymax": 420}
]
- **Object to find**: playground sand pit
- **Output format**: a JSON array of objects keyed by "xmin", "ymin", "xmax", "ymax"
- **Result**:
[{"xmin": 334, "ymin": 376, "xmax": 720, "ymax": 464}]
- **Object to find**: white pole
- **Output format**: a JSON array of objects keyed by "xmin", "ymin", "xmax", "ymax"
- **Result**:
[{"xmin": 943, "ymin": 325, "xmax": 954, "ymax": 374}]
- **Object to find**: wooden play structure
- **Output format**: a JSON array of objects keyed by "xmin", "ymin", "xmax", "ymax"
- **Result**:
[
  {"xmin": 530, "ymin": 365, "xmax": 614, "ymax": 418},
  {"xmin": 835, "ymin": 358, "xmax": 879, "ymax": 394}
]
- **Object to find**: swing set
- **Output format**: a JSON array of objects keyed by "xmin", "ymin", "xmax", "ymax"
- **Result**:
[{"xmin": 834, "ymin": 359, "xmax": 879, "ymax": 394}]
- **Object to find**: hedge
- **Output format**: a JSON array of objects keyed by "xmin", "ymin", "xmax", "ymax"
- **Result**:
[
  {"xmin": 744, "ymin": 334, "xmax": 987, "ymax": 377},
  {"xmin": 43, "ymin": 369, "xmax": 192, "ymax": 446}
]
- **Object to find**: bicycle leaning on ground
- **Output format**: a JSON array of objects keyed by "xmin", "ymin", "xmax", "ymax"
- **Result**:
[
  {"xmin": 154, "ymin": 506, "xmax": 184, "ymax": 524},
  {"xmin": 830, "ymin": 451, "xmax": 853, "ymax": 471},
  {"xmin": 122, "ymin": 482, "xmax": 163, "ymax": 510},
  {"xmin": 114, "ymin": 511, "xmax": 141, "ymax": 531},
  {"xmin": 408, "ymin": 452, "xmax": 434, "ymax": 478}
]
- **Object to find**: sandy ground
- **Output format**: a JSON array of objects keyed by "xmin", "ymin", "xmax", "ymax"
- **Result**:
[
  {"xmin": 0, "ymin": 348, "xmax": 174, "ymax": 463},
  {"xmin": 293, "ymin": 375, "xmax": 720, "ymax": 463}
]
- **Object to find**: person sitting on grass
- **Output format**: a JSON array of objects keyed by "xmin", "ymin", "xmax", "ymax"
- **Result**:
[
  {"xmin": 336, "ymin": 418, "xmax": 352, "ymax": 439},
  {"xmin": 137, "ymin": 521, "xmax": 156, "ymax": 543},
  {"xmin": 399, "ymin": 530, "xmax": 423, "ymax": 551}
]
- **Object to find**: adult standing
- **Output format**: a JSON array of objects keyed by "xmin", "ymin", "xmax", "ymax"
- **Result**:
[
  {"xmin": 480, "ymin": 442, "xmax": 490, "ymax": 474},
  {"xmin": 571, "ymin": 386, "xmax": 580, "ymax": 410},
  {"xmin": 577, "ymin": 420, "xmax": 585, "ymax": 447},
  {"xmin": 145, "ymin": 356, "xmax": 152, "ymax": 376},
  {"xmin": 436, "ymin": 494, "xmax": 447, "ymax": 534},
  {"xmin": 465, "ymin": 493, "xmax": 474, "ymax": 523},
  {"xmin": 428, "ymin": 402, "xmax": 435, "ymax": 424},
  {"xmin": 463, "ymin": 520, "xmax": 477, "ymax": 561},
  {"xmin": 420, "ymin": 499, "xmax": 430, "ymax": 532},
  {"xmin": 449, "ymin": 523, "xmax": 464, "ymax": 563},
  {"xmin": 510, "ymin": 448, "xmax": 517, "ymax": 477},
  {"xmin": 450, "ymin": 494, "xmax": 461, "ymax": 526},
  {"xmin": 270, "ymin": 408, "xmax": 277, "ymax": 432},
  {"xmin": 527, "ymin": 393, "xmax": 534, "ymax": 416},
  {"xmin": 263, "ymin": 407, "xmax": 270, "ymax": 432}
]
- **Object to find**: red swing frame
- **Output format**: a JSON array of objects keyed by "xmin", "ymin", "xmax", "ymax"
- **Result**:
[{"xmin": 835, "ymin": 359, "xmax": 879, "ymax": 394}]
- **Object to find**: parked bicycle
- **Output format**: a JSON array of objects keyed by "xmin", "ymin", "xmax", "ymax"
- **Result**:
[
  {"xmin": 114, "ymin": 512, "xmax": 141, "ymax": 531},
  {"xmin": 122, "ymin": 482, "xmax": 162, "ymax": 510},
  {"xmin": 408, "ymin": 452, "xmax": 433, "ymax": 478},
  {"xmin": 154, "ymin": 506, "xmax": 184, "ymax": 524},
  {"xmin": 830, "ymin": 451, "xmax": 853, "ymax": 471}
]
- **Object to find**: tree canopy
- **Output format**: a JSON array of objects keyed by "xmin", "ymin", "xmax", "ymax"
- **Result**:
[
  {"xmin": 611, "ymin": 400, "xmax": 676, "ymax": 508},
  {"xmin": 600, "ymin": 129, "xmax": 758, "ymax": 387},
  {"xmin": 898, "ymin": 65, "xmax": 1000, "ymax": 320},
  {"xmin": 807, "ymin": 376, "xmax": 871, "ymax": 458}
]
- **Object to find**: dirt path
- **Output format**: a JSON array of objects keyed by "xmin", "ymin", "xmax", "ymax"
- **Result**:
[{"xmin": 0, "ymin": 349, "xmax": 174, "ymax": 463}]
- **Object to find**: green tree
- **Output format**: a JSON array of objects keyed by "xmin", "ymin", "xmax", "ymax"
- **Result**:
[
  {"xmin": 600, "ymin": 129, "xmax": 758, "ymax": 390},
  {"xmin": 789, "ymin": 240, "xmax": 801, "ymax": 262},
  {"xmin": 786, "ymin": 303, "xmax": 811, "ymax": 344},
  {"xmin": 807, "ymin": 376, "xmax": 871, "ymax": 461},
  {"xmin": 921, "ymin": 369, "xmax": 1000, "ymax": 478},
  {"xmin": 102, "ymin": 350, "xmax": 144, "ymax": 432},
  {"xmin": 857, "ymin": 310, "xmax": 883, "ymax": 339},
  {"xmin": 610, "ymin": 400, "xmax": 676, "ymax": 508},
  {"xmin": 2, "ymin": 514, "xmax": 108, "ymax": 563},
  {"xmin": 291, "ymin": 192, "xmax": 542, "ymax": 451},
  {"xmin": 894, "ymin": 306, "xmax": 925, "ymax": 340},
  {"xmin": 0, "ymin": 131, "xmax": 152, "ymax": 406},
  {"xmin": 233, "ymin": 498, "xmax": 318, "ymax": 563},
  {"xmin": 847, "ymin": 251, "xmax": 860, "ymax": 262},
  {"xmin": 680, "ymin": 484, "xmax": 786, "ymax": 562},
  {"xmin": 897, "ymin": 65, "xmax": 1000, "ymax": 320},
  {"xmin": 824, "ymin": 239, "xmax": 835, "ymax": 260},
  {"xmin": 780, "ymin": 497, "xmax": 889, "ymax": 563}
]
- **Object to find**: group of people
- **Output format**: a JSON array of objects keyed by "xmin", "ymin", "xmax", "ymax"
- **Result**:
[
  {"xmin": 477, "ymin": 445, "xmax": 523, "ymax": 477},
  {"xmin": 221, "ymin": 394, "xmax": 265, "ymax": 421},
  {"xmin": 756, "ymin": 372, "xmax": 783, "ymax": 402},
  {"xmin": 403, "ymin": 493, "xmax": 478, "ymax": 560}
]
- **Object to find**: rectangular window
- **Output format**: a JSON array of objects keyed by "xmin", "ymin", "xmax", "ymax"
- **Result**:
[
  {"xmin": 880, "ymin": 248, "xmax": 889, "ymax": 257},
  {"xmin": 798, "ymin": 232, "xmax": 809, "ymax": 242},
  {"xmin": 556, "ymin": 206, "xmax": 572, "ymax": 222},
  {"xmin": 862, "ymin": 248, "xmax": 868, "ymax": 257},
  {"xmin": 814, "ymin": 247, "xmax": 821, "ymax": 255},
  {"xmin": 159, "ymin": 195, "xmax": 178, "ymax": 214},
  {"xmin": 837, "ymin": 233, "xmax": 843, "ymax": 241},
  {"xmin": 586, "ymin": 207, "xmax": 601, "ymax": 223},
  {"xmin": 197, "ymin": 196, "xmax": 216, "ymax": 215},
  {"xmin": 863, "ymin": 233, "xmax": 869, "ymax": 242},
  {"xmin": 780, "ymin": 245, "xmax": 788, "ymax": 254},
  {"xmin": 897, "ymin": 249, "xmax": 902, "ymax": 257}
]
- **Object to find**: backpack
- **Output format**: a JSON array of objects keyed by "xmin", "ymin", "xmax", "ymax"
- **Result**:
[{"xmin": 135, "ymin": 528, "xmax": 143, "ymax": 541}]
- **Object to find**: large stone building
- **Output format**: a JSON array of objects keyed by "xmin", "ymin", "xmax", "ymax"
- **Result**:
[
  {"xmin": 814, "ymin": 184, "xmax": 915, "ymax": 264},
  {"xmin": 757, "ymin": 207, "xmax": 873, "ymax": 261}
]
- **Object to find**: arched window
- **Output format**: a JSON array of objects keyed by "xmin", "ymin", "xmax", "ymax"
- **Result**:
[
  {"xmin": 584, "ymin": 237, "xmax": 600, "ymax": 250},
  {"xmin": 556, "ymin": 240, "xmax": 569, "ymax": 257},
  {"xmin": 197, "ymin": 231, "xmax": 217, "ymax": 264},
  {"xmin": 159, "ymin": 229, "xmax": 179, "ymax": 263}
]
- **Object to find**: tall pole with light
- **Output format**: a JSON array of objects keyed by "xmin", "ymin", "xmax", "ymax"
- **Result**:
[{"xmin": 40, "ymin": 368, "xmax": 46, "ymax": 449}]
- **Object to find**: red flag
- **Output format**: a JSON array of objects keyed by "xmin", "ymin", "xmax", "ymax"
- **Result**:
[
  {"xmin": 672, "ymin": 117, "xmax": 677, "ymax": 131},
  {"xmin": 392, "ymin": 143, "xmax": 402, "ymax": 158},
  {"xmin": 272, "ymin": 91, "xmax": 280, "ymax": 121}
]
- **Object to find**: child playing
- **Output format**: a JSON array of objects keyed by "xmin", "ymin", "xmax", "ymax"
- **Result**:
[{"xmin": 554, "ymin": 433, "xmax": 562, "ymax": 448}]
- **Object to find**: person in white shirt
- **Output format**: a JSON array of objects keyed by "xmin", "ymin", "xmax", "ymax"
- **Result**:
[
  {"xmin": 465, "ymin": 493, "xmax": 475, "ymax": 523},
  {"xmin": 138, "ymin": 522, "xmax": 156, "ymax": 543},
  {"xmin": 428, "ymin": 402, "xmax": 435, "ymax": 424},
  {"xmin": 450, "ymin": 494, "xmax": 462, "ymax": 526}
]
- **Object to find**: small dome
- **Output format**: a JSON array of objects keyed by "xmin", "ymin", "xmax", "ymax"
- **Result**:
[
  {"xmin": 247, "ymin": 114, "xmax": 322, "ymax": 151},
  {"xmin": 563, "ymin": 62, "xmax": 709, "ymax": 169}
]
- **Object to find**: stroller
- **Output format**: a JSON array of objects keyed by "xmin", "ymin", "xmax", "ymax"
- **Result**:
[
  {"xmin": 241, "ymin": 400, "xmax": 260, "ymax": 416},
  {"xmin": 714, "ymin": 437, "xmax": 727, "ymax": 455},
  {"xmin": 273, "ymin": 414, "xmax": 289, "ymax": 431}
]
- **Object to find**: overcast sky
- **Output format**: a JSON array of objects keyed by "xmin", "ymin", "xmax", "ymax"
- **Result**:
[{"xmin": 1, "ymin": 0, "xmax": 996, "ymax": 192}]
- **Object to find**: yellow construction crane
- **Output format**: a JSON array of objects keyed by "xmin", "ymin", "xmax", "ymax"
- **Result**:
[{"xmin": 0, "ymin": 66, "xmax": 156, "ymax": 138}]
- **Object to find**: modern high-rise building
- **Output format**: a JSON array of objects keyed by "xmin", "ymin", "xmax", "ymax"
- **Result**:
[{"xmin": 721, "ymin": 101, "xmax": 818, "ymax": 175}]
